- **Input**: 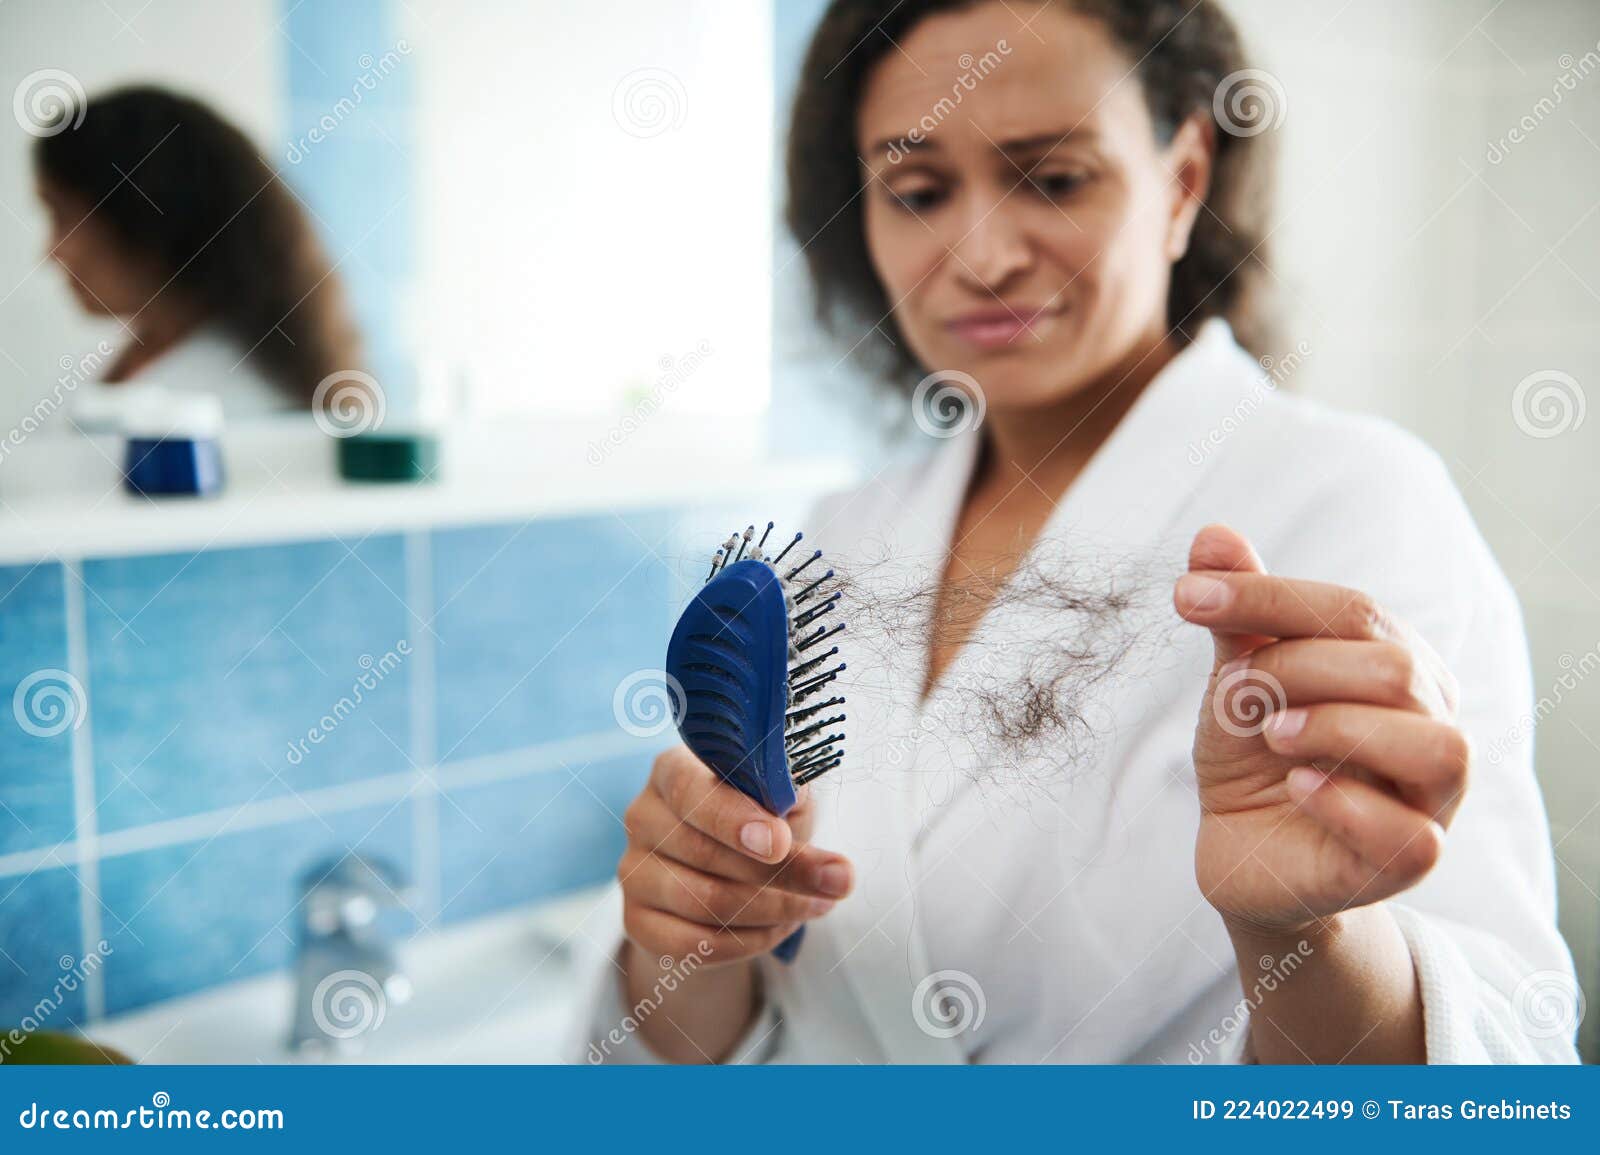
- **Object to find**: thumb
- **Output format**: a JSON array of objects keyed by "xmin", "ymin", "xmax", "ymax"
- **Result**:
[{"xmin": 1179, "ymin": 523, "xmax": 1271, "ymax": 669}]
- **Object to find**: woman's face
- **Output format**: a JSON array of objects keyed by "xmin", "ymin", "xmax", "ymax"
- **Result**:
[
  {"xmin": 856, "ymin": 1, "xmax": 1211, "ymax": 410},
  {"xmin": 37, "ymin": 179, "xmax": 157, "ymax": 316}
]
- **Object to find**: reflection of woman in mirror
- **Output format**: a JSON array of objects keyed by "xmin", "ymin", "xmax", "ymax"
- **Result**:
[{"xmin": 34, "ymin": 85, "xmax": 361, "ymax": 419}]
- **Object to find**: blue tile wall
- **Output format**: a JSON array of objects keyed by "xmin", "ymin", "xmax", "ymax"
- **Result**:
[
  {"xmin": 0, "ymin": 866, "xmax": 85, "ymax": 1031},
  {"xmin": 98, "ymin": 800, "xmax": 414, "ymax": 1015},
  {"xmin": 83, "ymin": 536, "xmax": 413, "ymax": 834},
  {"xmin": 0, "ymin": 508, "xmax": 696, "ymax": 1022},
  {"xmin": 0, "ymin": 562, "xmax": 75, "ymax": 855},
  {"xmin": 432, "ymin": 512, "xmax": 678, "ymax": 764},
  {"xmin": 437, "ymin": 754, "xmax": 646, "ymax": 926}
]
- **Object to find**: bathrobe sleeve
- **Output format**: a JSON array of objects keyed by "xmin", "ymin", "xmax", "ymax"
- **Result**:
[
  {"xmin": 1211, "ymin": 406, "xmax": 1581, "ymax": 1064},
  {"xmin": 571, "ymin": 943, "xmax": 786, "ymax": 1064},
  {"xmin": 566, "ymin": 884, "xmax": 788, "ymax": 1064}
]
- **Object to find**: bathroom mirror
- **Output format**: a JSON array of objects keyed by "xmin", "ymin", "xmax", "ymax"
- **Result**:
[{"xmin": 0, "ymin": 0, "xmax": 775, "ymax": 476}]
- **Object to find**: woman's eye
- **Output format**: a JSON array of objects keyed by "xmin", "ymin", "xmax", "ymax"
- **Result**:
[
  {"xmin": 887, "ymin": 185, "xmax": 945, "ymax": 214},
  {"xmin": 1030, "ymin": 171, "xmax": 1088, "ymax": 200}
]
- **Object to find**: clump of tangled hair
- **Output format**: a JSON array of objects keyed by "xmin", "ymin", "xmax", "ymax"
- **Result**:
[
  {"xmin": 785, "ymin": 0, "xmax": 1277, "ymax": 384},
  {"xmin": 826, "ymin": 535, "xmax": 1186, "ymax": 788},
  {"xmin": 34, "ymin": 85, "xmax": 362, "ymax": 406}
]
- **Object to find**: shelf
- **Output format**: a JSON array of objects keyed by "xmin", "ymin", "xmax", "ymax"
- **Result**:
[{"xmin": 0, "ymin": 415, "xmax": 856, "ymax": 563}]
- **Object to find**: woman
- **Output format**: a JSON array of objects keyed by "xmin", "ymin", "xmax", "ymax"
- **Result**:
[
  {"xmin": 34, "ymin": 86, "xmax": 360, "ymax": 419},
  {"xmin": 577, "ymin": 0, "xmax": 1578, "ymax": 1063}
]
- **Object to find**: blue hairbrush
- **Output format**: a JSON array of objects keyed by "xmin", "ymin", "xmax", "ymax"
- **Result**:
[{"xmin": 665, "ymin": 522, "xmax": 846, "ymax": 962}]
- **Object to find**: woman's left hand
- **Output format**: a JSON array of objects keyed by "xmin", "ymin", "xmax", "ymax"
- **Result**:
[{"xmin": 1176, "ymin": 524, "xmax": 1468, "ymax": 936}]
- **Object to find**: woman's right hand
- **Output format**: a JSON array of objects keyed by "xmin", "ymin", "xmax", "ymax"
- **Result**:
[{"xmin": 618, "ymin": 744, "xmax": 854, "ymax": 967}]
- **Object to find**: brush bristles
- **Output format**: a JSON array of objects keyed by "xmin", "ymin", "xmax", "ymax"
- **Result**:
[{"xmin": 704, "ymin": 522, "xmax": 847, "ymax": 785}]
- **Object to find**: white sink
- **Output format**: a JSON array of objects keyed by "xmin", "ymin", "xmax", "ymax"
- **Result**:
[{"xmin": 93, "ymin": 888, "xmax": 615, "ymax": 1064}]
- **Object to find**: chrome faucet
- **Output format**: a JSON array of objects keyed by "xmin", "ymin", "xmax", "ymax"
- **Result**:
[{"xmin": 289, "ymin": 854, "xmax": 413, "ymax": 1056}]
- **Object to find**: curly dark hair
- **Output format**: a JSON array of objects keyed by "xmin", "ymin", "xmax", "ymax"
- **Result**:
[
  {"xmin": 34, "ymin": 85, "xmax": 361, "ymax": 405},
  {"xmin": 785, "ymin": 0, "xmax": 1276, "ymax": 382}
]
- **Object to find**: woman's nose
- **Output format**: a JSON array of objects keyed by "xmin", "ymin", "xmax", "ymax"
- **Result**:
[{"xmin": 949, "ymin": 196, "xmax": 1032, "ymax": 292}]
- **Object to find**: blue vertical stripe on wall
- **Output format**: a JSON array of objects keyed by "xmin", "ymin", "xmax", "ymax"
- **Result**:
[{"xmin": 280, "ymin": 0, "xmax": 416, "ymax": 413}]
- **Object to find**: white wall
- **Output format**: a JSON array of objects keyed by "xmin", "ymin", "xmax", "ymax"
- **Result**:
[
  {"xmin": 404, "ymin": 0, "xmax": 773, "ymax": 420},
  {"xmin": 0, "ymin": 0, "xmax": 283, "ymax": 436},
  {"xmin": 1224, "ymin": 0, "xmax": 1600, "ymax": 1055}
]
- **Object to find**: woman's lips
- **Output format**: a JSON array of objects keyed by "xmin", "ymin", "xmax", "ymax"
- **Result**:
[{"xmin": 943, "ymin": 306, "xmax": 1058, "ymax": 350}]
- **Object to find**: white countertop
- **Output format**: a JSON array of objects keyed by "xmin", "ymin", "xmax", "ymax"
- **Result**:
[{"xmin": 0, "ymin": 416, "xmax": 857, "ymax": 563}]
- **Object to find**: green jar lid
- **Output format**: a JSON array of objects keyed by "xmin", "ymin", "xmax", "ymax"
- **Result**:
[{"xmin": 336, "ymin": 431, "xmax": 440, "ymax": 483}]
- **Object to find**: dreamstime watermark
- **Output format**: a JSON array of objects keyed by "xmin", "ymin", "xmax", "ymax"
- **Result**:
[
  {"xmin": 587, "ymin": 340, "xmax": 714, "ymax": 465},
  {"xmin": 612, "ymin": 68, "xmax": 687, "ymax": 138},
  {"xmin": 882, "ymin": 41, "xmax": 1012, "ymax": 164},
  {"xmin": 12, "ymin": 69, "xmax": 86, "ymax": 138},
  {"xmin": 611, "ymin": 669, "xmax": 686, "ymax": 738},
  {"xmin": 1211, "ymin": 666, "xmax": 1288, "ymax": 739},
  {"xmin": 0, "ymin": 942, "xmax": 113, "ymax": 1062},
  {"xmin": 286, "ymin": 42, "xmax": 413, "ymax": 164},
  {"xmin": 12, "ymin": 668, "xmax": 87, "ymax": 739},
  {"xmin": 284, "ymin": 642, "xmax": 410, "ymax": 765},
  {"xmin": 1511, "ymin": 369, "xmax": 1585, "ymax": 439},
  {"xmin": 1187, "ymin": 941, "xmax": 1314, "ymax": 1063},
  {"xmin": 1483, "ymin": 640, "xmax": 1599, "ymax": 766},
  {"xmin": 1212, "ymin": 69, "xmax": 1287, "ymax": 138},
  {"xmin": 912, "ymin": 969, "xmax": 986, "ymax": 1039},
  {"xmin": 1187, "ymin": 340, "xmax": 1311, "ymax": 465},
  {"xmin": 912, "ymin": 369, "xmax": 986, "ymax": 438},
  {"xmin": 1486, "ymin": 41, "xmax": 1600, "ymax": 165},
  {"xmin": 312, "ymin": 369, "xmax": 386, "ymax": 437},
  {"xmin": 587, "ymin": 942, "xmax": 710, "ymax": 1062},
  {"xmin": 1511, "ymin": 968, "xmax": 1585, "ymax": 1040},
  {"xmin": 17, "ymin": 1092, "xmax": 283, "ymax": 1132},
  {"xmin": 882, "ymin": 650, "xmax": 999, "ymax": 770},
  {"xmin": 310, "ymin": 969, "xmax": 388, "ymax": 1040},
  {"xmin": 0, "ymin": 341, "xmax": 114, "ymax": 464}
]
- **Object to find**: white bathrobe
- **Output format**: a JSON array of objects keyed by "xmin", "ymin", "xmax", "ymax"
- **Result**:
[{"xmin": 574, "ymin": 320, "xmax": 1579, "ymax": 1064}]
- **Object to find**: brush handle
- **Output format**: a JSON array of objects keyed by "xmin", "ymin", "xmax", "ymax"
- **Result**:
[
  {"xmin": 772, "ymin": 926, "xmax": 805, "ymax": 962},
  {"xmin": 734, "ymin": 776, "xmax": 806, "ymax": 965}
]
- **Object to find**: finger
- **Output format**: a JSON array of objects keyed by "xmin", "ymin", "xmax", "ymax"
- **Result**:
[
  {"xmin": 1286, "ymin": 768, "xmax": 1446, "ymax": 887},
  {"xmin": 786, "ymin": 784, "xmax": 816, "ymax": 842},
  {"xmin": 1265, "ymin": 704, "xmax": 1469, "ymax": 823},
  {"xmin": 621, "ymin": 851, "xmax": 837, "ymax": 928},
  {"xmin": 623, "ymin": 902, "xmax": 803, "ymax": 965},
  {"xmin": 1187, "ymin": 522, "xmax": 1266, "ymax": 577},
  {"xmin": 1183, "ymin": 524, "xmax": 1271, "ymax": 666},
  {"xmin": 651, "ymin": 745, "xmax": 791, "ymax": 863},
  {"xmin": 1177, "ymin": 571, "xmax": 1395, "ymax": 643},
  {"xmin": 623, "ymin": 787, "xmax": 852, "ymax": 898},
  {"xmin": 1223, "ymin": 639, "xmax": 1451, "ymax": 719}
]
